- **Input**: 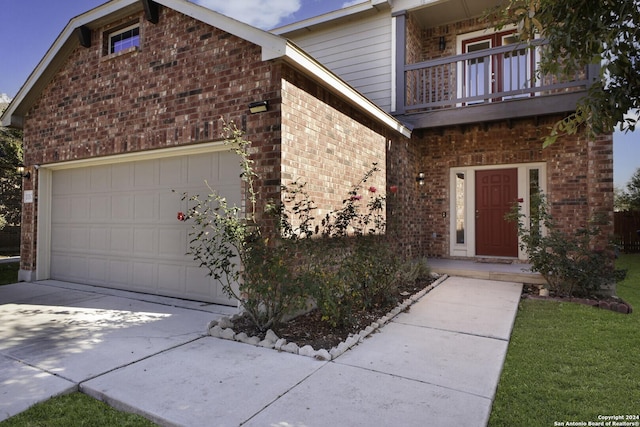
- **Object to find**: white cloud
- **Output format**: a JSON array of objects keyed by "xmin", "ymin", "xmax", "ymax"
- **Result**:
[
  {"xmin": 342, "ymin": 0, "xmax": 366, "ymax": 7},
  {"xmin": 192, "ymin": 0, "xmax": 301, "ymax": 29}
]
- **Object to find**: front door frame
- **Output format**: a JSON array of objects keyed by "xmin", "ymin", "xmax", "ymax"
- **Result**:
[{"xmin": 449, "ymin": 162, "xmax": 546, "ymax": 260}]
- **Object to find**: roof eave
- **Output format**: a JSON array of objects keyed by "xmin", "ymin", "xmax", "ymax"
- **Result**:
[
  {"xmin": 272, "ymin": 0, "xmax": 391, "ymax": 36},
  {"xmin": 283, "ymin": 42, "xmax": 411, "ymax": 138}
]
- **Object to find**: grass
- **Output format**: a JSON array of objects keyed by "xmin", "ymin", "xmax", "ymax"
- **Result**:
[
  {"xmin": 0, "ymin": 262, "xmax": 19, "ymax": 285},
  {"xmin": 489, "ymin": 253, "xmax": 640, "ymax": 426},
  {"xmin": 0, "ymin": 392, "xmax": 157, "ymax": 427}
]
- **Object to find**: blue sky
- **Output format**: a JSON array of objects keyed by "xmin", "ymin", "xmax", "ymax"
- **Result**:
[{"xmin": 1, "ymin": 0, "xmax": 637, "ymax": 188}]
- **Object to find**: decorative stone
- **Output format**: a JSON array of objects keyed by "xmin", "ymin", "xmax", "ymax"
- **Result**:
[
  {"xmin": 218, "ymin": 317, "xmax": 234, "ymax": 329},
  {"xmin": 265, "ymin": 329, "xmax": 279, "ymax": 343},
  {"xmin": 274, "ymin": 338, "xmax": 287, "ymax": 351},
  {"xmin": 234, "ymin": 332, "xmax": 248, "ymax": 342},
  {"xmin": 209, "ymin": 325, "xmax": 224, "ymax": 338},
  {"xmin": 344, "ymin": 335, "xmax": 360, "ymax": 349},
  {"xmin": 298, "ymin": 345, "xmax": 316, "ymax": 357},
  {"xmin": 207, "ymin": 320, "xmax": 218, "ymax": 331},
  {"xmin": 281, "ymin": 342, "xmax": 299, "ymax": 354},
  {"xmin": 258, "ymin": 339, "xmax": 275, "ymax": 349},
  {"xmin": 313, "ymin": 349, "xmax": 331, "ymax": 361},
  {"xmin": 329, "ymin": 346, "xmax": 344, "ymax": 359},
  {"xmin": 221, "ymin": 327, "xmax": 236, "ymax": 340}
]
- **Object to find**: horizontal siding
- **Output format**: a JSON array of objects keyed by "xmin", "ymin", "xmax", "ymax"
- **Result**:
[{"xmin": 290, "ymin": 13, "xmax": 392, "ymax": 112}]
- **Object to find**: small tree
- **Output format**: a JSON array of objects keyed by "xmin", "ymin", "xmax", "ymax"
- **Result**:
[
  {"xmin": 0, "ymin": 123, "xmax": 23, "ymax": 229},
  {"xmin": 617, "ymin": 168, "xmax": 640, "ymax": 212},
  {"xmin": 508, "ymin": 191, "xmax": 615, "ymax": 297},
  {"xmin": 489, "ymin": 0, "xmax": 640, "ymax": 146}
]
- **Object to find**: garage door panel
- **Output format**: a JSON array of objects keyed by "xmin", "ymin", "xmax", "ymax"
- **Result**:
[
  {"xmin": 109, "ymin": 227, "xmax": 133, "ymax": 254},
  {"xmin": 52, "ymin": 197, "xmax": 72, "ymax": 221},
  {"xmin": 71, "ymin": 197, "xmax": 90, "ymax": 221},
  {"xmin": 132, "ymin": 262, "xmax": 157, "ymax": 292},
  {"xmin": 134, "ymin": 194, "xmax": 158, "ymax": 221},
  {"xmin": 134, "ymin": 161, "xmax": 157, "ymax": 188},
  {"xmin": 90, "ymin": 196, "xmax": 111, "ymax": 221},
  {"xmin": 88, "ymin": 258, "xmax": 108, "ymax": 284},
  {"xmin": 111, "ymin": 195, "xmax": 133, "ymax": 220},
  {"xmin": 51, "ymin": 151, "xmax": 240, "ymax": 305},
  {"xmin": 90, "ymin": 227, "xmax": 110, "ymax": 252},
  {"xmin": 90, "ymin": 165, "xmax": 111, "ymax": 192},
  {"xmin": 68, "ymin": 227, "xmax": 90, "ymax": 250},
  {"xmin": 111, "ymin": 164, "xmax": 132, "ymax": 190},
  {"xmin": 159, "ymin": 157, "xmax": 185, "ymax": 186},
  {"xmin": 133, "ymin": 228, "xmax": 157, "ymax": 255},
  {"xmin": 188, "ymin": 154, "xmax": 215, "ymax": 185},
  {"xmin": 108, "ymin": 259, "xmax": 131, "ymax": 286}
]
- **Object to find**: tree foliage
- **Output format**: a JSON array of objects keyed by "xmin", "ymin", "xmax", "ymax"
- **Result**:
[
  {"xmin": 490, "ymin": 0, "xmax": 640, "ymax": 146},
  {"xmin": 616, "ymin": 167, "xmax": 640, "ymax": 211},
  {"xmin": 0, "ymin": 111, "xmax": 23, "ymax": 228}
]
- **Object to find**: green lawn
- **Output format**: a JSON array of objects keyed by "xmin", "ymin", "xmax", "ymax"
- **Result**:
[
  {"xmin": 489, "ymin": 253, "xmax": 640, "ymax": 426},
  {"xmin": 0, "ymin": 262, "xmax": 19, "ymax": 286},
  {"xmin": 0, "ymin": 392, "xmax": 157, "ymax": 427}
]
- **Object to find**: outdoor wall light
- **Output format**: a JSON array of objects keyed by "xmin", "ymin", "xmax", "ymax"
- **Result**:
[
  {"xmin": 416, "ymin": 172, "xmax": 425, "ymax": 186},
  {"xmin": 248, "ymin": 100, "xmax": 268, "ymax": 114},
  {"xmin": 439, "ymin": 36, "xmax": 446, "ymax": 51},
  {"xmin": 16, "ymin": 165, "xmax": 30, "ymax": 180}
]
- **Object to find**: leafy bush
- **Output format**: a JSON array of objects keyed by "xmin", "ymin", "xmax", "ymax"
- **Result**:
[
  {"xmin": 508, "ymin": 191, "xmax": 614, "ymax": 297},
  {"xmin": 180, "ymin": 121, "xmax": 309, "ymax": 331},
  {"xmin": 182, "ymin": 120, "xmax": 425, "ymax": 331}
]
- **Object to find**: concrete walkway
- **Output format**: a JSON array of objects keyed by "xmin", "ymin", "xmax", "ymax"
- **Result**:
[{"xmin": 0, "ymin": 276, "xmax": 522, "ymax": 426}]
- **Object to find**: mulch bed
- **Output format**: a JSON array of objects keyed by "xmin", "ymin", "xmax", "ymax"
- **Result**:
[
  {"xmin": 231, "ymin": 277, "xmax": 435, "ymax": 351},
  {"xmin": 521, "ymin": 284, "xmax": 633, "ymax": 314}
]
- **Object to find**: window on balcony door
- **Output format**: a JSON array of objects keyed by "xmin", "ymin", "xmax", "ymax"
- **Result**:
[{"xmin": 460, "ymin": 30, "xmax": 534, "ymax": 103}]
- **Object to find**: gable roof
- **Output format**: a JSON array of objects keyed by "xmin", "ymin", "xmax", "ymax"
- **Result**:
[{"xmin": 1, "ymin": 0, "xmax": 410, "ymax": 138}]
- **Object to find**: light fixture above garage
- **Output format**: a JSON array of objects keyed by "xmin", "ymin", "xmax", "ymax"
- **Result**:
[
  {"xmin": 16, "ymin": 165, "xmax": 30, "ymax": 180},
  {"xmin": 248, "ymin": 100, "xmax": 268, "ymax": 114},
  {"xmin": 416, "ymin": 172, "xmax": 425, "ymax": 186}
]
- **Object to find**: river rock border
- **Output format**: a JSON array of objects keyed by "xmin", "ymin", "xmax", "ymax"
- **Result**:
[{"xmin": 207, "ymin": 274, "xmax": 449, "ymax": 361}]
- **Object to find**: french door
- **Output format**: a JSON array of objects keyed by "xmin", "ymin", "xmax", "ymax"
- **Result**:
[{"xmin": 462, "ymin": 31, "xmax": 533, "ymax": 103}]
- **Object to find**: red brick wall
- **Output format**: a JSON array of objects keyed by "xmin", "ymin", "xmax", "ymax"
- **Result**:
[
  {"xmin": 19, "ymin": 5, "xmax": 407, "ymax": 272},
  {"xmin": 387, "ymin": 116, "xmax": 614, "ymax": 258},
  {"xmin": 20, "ymin": 7, "xmax": 285, "ymax": 271},
  {"xmin": 280, "ymin": 67, "xmax": 388, "ymax": 228}
]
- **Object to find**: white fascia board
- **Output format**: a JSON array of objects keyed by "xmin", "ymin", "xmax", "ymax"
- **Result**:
[
  {"xmin": 272, "ymin": 1, "xmax": 391, "ymax": 35},
  {"xmin": 1, "ymin": 0, "xmax": 289, "ymax": 128},
  {"xmin": 157, "ymin": 0, "xmax": 288, "ymax": 60},
  {"xmin": 1, "ymin": 0, "xmax": 140, "ymax": 128},
  {"xmin": 284, "ymin": 42, "xmax": 411, "ymax": 138}
]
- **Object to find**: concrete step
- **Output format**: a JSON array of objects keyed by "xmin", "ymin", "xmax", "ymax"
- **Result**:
[{"xmin": 428, "ymin": 258, "xmax": 546, "ymax": 285}]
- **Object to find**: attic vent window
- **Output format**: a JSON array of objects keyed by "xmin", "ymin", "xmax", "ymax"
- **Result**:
[{"xmin": 109, "ymin": 25, "xmax": 140, "ymax": 54}]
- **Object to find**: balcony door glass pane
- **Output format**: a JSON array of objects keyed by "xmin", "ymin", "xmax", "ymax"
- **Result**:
[
  {"xmin": 465, "ymin": 40, "xmax": 491, "ymax": 101},
  {"xmin": 502, "ymin": 34, "xmax": 529, "ymax": 98}
]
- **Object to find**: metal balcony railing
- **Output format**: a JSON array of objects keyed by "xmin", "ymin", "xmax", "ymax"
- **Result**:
[{"xmin": 398, "ymin": 40, "xmax": 598, "ymax": 115}]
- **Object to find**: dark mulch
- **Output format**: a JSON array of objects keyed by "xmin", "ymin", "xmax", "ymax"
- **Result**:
[
  {"xmin": 231, "ymin": 278, "xmax": 435, "ymax": 351},
  {"xmin": 521, "ymin": 283, "xmax": 633, "ymax": 314}
]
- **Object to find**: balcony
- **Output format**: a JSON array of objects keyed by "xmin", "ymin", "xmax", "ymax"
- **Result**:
[{"xmin": 395, "ymin": 40, "xmax": 599, "ymax": 129}]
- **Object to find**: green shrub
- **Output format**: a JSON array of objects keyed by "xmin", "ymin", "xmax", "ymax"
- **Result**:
[
  {"xmin": 508, "ymin": 191, "xmax": 614, "ymax": 297},
  {"xmin": 183, "ymin": 120, "xmax": 423, "ymax": 331}
]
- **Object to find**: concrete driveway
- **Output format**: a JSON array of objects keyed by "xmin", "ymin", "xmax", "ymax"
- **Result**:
[{"xmin": 0, "ymin": 277, "xmax": 523, "ymax": 426}]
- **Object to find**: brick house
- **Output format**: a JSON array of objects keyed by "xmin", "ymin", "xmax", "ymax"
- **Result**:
[
  {"xmin": 1, "ymin": 0, "xmax": 410, "ymax": 304},
  {"xmin": 275, "ymin": 0, "xmax": 613, "ymax": 260},
  {"xmin": 1, "ymin": 0, "xmax": 614, "ymax": 304}
]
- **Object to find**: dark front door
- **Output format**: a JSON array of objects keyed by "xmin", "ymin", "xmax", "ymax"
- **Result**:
[{"xmin": 475, "ymin": 169, "xmax": 518, "ymax": 257}]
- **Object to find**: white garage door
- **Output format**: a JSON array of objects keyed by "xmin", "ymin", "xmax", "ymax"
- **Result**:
[{"xmin": 50, "ymin": 150, "xmax": 241, "ymax": 305}]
